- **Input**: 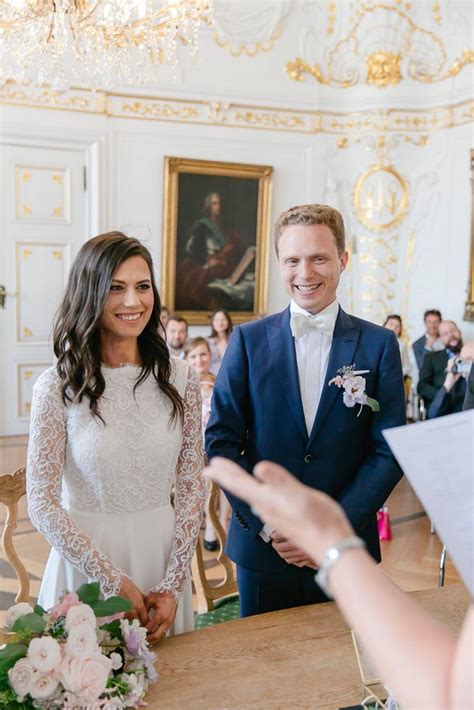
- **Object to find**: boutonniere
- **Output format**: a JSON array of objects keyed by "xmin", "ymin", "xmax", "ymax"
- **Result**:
[{"xmin": 328, "ymin": 364, "xmax": 380, "ymax": 416}]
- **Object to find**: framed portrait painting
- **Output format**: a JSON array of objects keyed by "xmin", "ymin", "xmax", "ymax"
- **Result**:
[{"xmin": 161, "ymin": 156, "xmax": 273, "ymax": 325}]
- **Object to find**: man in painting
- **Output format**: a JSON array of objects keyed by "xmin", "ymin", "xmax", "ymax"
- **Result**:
[{"xmin": 176, "ymin": 192, "xmax": 243, "ymax": 310}]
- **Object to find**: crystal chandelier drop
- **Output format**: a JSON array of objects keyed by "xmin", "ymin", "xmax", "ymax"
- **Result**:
[{"xmin": 0, "ymin": 0, "xmax": 213, "ymax": 90}]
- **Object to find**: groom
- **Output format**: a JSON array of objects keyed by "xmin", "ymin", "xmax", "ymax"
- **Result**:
[{"xmin": 205, "ymin": 204, "xmax": 406, "ymax": 616}]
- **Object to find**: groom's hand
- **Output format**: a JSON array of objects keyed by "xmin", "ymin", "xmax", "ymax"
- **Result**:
[{"xmin": 270, "ymin": 532, "xmax": 317, "ymax": 569}]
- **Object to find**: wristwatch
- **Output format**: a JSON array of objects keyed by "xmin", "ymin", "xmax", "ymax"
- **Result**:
[{"xmin": 314, "ymin": 536, "xmax": 366, "ymax": 599}]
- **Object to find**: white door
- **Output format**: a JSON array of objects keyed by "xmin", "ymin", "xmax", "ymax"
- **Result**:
[{"xmin": 0, "ymin": 144, "xmax": 89, "ymax": 436}]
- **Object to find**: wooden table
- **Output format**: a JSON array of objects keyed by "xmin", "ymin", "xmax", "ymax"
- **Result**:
[{"xmin": 148, "ymin": 584, "xmax": 469, "ymax": 710}]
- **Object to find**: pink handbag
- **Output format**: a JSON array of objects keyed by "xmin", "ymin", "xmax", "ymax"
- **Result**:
[{"xmin": 377, "ymin": 506, "xmax": 392, "ymax": 540}]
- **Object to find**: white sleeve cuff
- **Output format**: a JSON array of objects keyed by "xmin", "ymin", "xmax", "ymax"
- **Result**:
[{"xmin": 259, "ymin": 523, "xmax": 275, "ymax": 543}]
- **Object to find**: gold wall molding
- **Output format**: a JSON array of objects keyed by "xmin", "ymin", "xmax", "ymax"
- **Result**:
[
  {"xmin": 354, "ymin": 163, "xmax": 409, "ymax": 231},
  {"xmin": 1, "ymin": 83, "xmax": 472, "ymax": 136},
  {"xmin": 286, "ymin": 4, "xmax": 473, "ymax": 88},
  {"xmin": 213, "ymin": 24, "xmax": 283, "ymax": 58}
]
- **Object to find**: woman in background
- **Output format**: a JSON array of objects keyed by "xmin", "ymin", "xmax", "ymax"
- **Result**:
[
  {"xmin": 383, "ymin": 314, "xmax": 417, "ymax": 387},
  {"xmin": 27, "ymin": 232, "xmax": 205, "ymax": 643},
  {"xmin": 207, "ymin": 309, "xmax": 233, "ymax": 376}
]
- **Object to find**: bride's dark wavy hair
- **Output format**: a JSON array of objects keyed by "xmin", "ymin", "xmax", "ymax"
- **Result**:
[{"xmin": 53, "ymin": 231, "xmax": 184, "ymax": 425}]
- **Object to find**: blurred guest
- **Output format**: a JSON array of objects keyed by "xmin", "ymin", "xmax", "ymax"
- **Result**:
[
  {"xmin": 418, "ymin": 320, "xmax": 466, "ymax": 417},
  {"xmin": 207, "ymin": 309, "xmax": 233, "ymax": 375},
  {"xmin": 166, "ymin": 316, "xmax": 188, "ymax": 359},
  {"xmin": 160, "ymin": 305, "xmax": 170, "ymax": 329},
  {"xmin": 205, "ymin": 457, "xmax": 473, "ymax": 710},
  {"xmin": 412, "ymin": 309, "xmax": 443, "ymax": 371},
  {"xmin": 185, "ymin": 337, "xmax": 230, "ymax": 550},
  {"xmin": 462, "ymin": 343, "xmax": 474, "ymax": 410},
  {"xmin": 383, "ymin": 315, "xmax": 416, "ymax": 383},
  {"xmin": 428, "ymin": 340, "xmax": 473, "ymax": 418}
]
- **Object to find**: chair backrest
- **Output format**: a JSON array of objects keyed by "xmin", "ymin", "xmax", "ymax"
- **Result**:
[
  {"xmin": 191, "ymin": 482, "xmax": 237, "ymax": 614},
  {"xmin": 0, "ymin": 468, "xmax": 30, "ymax": 605}
]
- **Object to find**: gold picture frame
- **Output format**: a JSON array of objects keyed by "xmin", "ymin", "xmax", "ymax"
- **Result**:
[
  {"xmin": 464, "ymin": 149, "xmax": 474, "ymax": 321},
  {"xmin": 161, "ymin": 156, "xmax": 273, "ymax": 325}
]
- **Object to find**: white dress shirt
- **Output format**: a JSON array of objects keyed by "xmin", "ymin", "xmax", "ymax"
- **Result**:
[
  {"xmin": 290, "ymin": 298, "xmax": 339, "ymax": 435},
  {"xmin": 260, "ymin": 298, "xmax": 339, "ymax": 542}
]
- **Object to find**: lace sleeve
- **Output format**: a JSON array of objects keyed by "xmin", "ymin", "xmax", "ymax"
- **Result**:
[
  {"xmin": 151, "ymin": 366, "xmax": 205, "ymax": 598},
  {"xmin": 26, "ymin": 370, "xmax": 125, "ymax": 598}
]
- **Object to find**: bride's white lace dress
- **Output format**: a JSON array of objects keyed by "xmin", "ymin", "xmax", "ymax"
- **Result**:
[{"xmin": 26, "ymin": 359, "xmax": 205, "ymax": 635}]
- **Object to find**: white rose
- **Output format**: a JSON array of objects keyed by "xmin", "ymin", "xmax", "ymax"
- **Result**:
[
  {"xmin": 123, "ymin": 672, "xmax": 145, "ymax": 706},
  {"xmin": 57, "ymin": 653, "xmax": 112, "ymax": 703},
  {"xmin": 66, "ymin": 623, "xmax": 99, "ymax": 659},
  {"xmin": 27, "ymin": 636, "xmax": 62, "ymax": 673},
  {"xmin": 29, "ymin": 671, "xmax": 59, "ymax": 700},
  {"xmin": 5, "ymin": 602, "xmax": 34, "ymax": 630},
  {"xmin": 8, "ymin": 658, "xmax": 34, "ymax": 700},
  {"xmin": 65, "ymin": 602, "xmax": 96, "ymax": 631}
]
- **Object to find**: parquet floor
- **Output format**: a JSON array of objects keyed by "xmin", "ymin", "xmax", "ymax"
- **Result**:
[{"xmin": 0, "ymin": 435, "xmax": 460, "ymax": 614}]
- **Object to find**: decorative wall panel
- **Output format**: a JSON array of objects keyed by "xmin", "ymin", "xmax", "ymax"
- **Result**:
[
  {"xmin": 16, "ymin": 242, "xmax": 71, "ymax": 343},
  {"xmin": 15, "ymin": 165, "xmax": 71, "ymax": 224},
  {"xmin": 17, "ymin": 364, "xmax": 50, "ymax": 418}
]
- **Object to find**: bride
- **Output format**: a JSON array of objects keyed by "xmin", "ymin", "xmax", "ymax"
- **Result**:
[{"xmin": 26, "ymin": 232, "xmax": 205, "ymax": 642}]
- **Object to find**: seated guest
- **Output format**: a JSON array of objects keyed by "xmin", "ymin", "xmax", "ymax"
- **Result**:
[
  {"xmin": 383, "ymin": 314, "xmax": 417, "ymax": 385},
  {"xmin": 207, "ymin": 309, "xmax": 233, "ymax": 375},
  {"xmin": 412, "ymin": 309, "xmax": 443, "ymax": 371},
  {"xmin": 166, "ymin": 315, "xmax": 188, "ymax": 359},
  {"xmin": 418, "ymin": 320, "xmax": 466, "ymax": 416},
  {"xmin": 428, "ymin": 342, "xmax": 473, "ymax": 418},
  {"xmin": 205, "ymin": 457, "xmax": 472, "ymax": 710},
  {"xmin": 160, "ymin": 305, "xmax": 170, "ymax": 329}
]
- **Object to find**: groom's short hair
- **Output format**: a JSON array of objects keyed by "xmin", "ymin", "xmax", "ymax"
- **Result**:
[{"xmin": 274, "ymin": 204, "xmax": 345, "ymax": 256}]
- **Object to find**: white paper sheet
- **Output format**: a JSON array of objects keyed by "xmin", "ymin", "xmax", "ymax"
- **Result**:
[{"xmin": 383, "ymin": 410, "xmax": 474, "ymax": 596}]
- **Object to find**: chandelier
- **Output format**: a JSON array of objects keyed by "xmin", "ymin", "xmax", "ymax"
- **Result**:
[{"xmin": 0, "ymin": 0, "xmax": 213, "ymax": 90}]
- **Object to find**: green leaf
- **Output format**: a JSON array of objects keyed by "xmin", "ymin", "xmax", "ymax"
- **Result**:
[
  {"xmin": 90, "ymin": 597, "xmax": 132, "ymax": 617},
  {"xmin": 99, "ymin": 620, "xmax": 122, "ymax": 639},
  {"xmin": 0, "ymin": 642, "xmax": 28, "ymax": 678},
  {"xmin": 11, "ymin": 613, "xmax": 46, "ymax": 635},
  {"xmin": 366, "ymin": 396, "xmax": 380, "ymax": 412},
  {"xmin": 76, "ymin": 582, "xmax": 101, "ymax": 605},
  {"xmin": 34, "ymin": 604, "xmax": 46, "ymax": 617}
]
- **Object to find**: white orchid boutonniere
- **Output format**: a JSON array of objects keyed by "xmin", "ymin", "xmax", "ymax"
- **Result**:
[{"xmin": 329, "ymin": 364, "xmax": 380, "ymax": 416}]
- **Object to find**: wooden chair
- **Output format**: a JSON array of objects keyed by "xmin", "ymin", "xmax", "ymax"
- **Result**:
[
  {"xmin": 0, "ymin": 468, "xmax": 30, "ymax": 642},
  {"xmin": 192, "ymin": 481, "xmax": 239, "ymax": 628}
]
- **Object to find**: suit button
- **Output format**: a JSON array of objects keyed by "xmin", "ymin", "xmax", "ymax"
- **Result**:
[{"xmin": 304, "ymin": 454, "xmax": 313, "ymax": 463}]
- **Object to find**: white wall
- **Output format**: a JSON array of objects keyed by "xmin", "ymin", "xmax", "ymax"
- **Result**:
[{"xmin": 1, "ymin": 100, "xmax": 472, "ymax": 343}]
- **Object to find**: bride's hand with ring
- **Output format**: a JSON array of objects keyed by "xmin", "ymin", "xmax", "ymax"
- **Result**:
[
  {"xmin": 144, "ymin": 590, "xmax": 177, "ymax": 644},
  {"xmin": 118, "ymin": 575, "xmax": 148, "ymax": 626}
]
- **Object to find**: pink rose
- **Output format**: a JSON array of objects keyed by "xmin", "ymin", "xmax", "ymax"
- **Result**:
[
  {"xmin": 56, "ymin": 653, "xmax": 112, "ymax": 703},
  {"xmin": 50, "ymin": 592, "xmax": 81, "ymax": 621}
]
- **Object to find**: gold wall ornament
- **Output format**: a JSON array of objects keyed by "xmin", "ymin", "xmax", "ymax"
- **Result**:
[
  {"xmin": 213, "ymin": 24, "xmax": 283, "ymax": 58},
  {"xmin": 358, "ymin": 232, "xmax": 400, "ymax": 323},
  {"xmin": 234, "ymin": 110, "xmax": 305, "ymax": 130},
  {"xmin": 286, "ymin": 4, "xmax": 473, "ymax": 88},
  {"xmin": 366, "ymin": 51, "xmax": 402, "ymax": 88},
  {"xmin": 354, "ymin": 164, "xmax": 408, "ymax": 231},
  {"xmin": 119, "ymin": 99, "xmax": 201, "ymax": 122}
]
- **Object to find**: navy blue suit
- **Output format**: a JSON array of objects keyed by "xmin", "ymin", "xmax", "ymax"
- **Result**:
[{"xmin": 205, "ymin": 306, "xmax": 406, "ymax": 615}]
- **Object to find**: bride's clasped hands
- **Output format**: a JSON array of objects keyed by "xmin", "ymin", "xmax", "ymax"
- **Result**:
[{"xmin": 118, "ymin": 577, "xmax": 178, "ymax": 643}]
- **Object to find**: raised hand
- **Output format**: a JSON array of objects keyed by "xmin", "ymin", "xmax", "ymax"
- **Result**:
[{"xmin": 204, "ymin": 457, "xmax": 353, "ymax": 566}]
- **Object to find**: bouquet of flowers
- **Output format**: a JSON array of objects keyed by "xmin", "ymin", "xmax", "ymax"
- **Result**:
[{"xmin": 0, "ymin": 582, "xmax": 158, "ymax": 708}]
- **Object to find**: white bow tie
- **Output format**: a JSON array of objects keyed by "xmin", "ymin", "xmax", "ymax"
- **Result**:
[{"xmin": 290, "ymin": 312, "xmax": 336, "ymax": 339}]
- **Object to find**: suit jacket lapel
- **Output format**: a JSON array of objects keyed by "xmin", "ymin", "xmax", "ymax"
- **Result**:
[
  {"xmin": 267, "ymin": 308, "xmax": 308, "ymax": 443},
  {"xmin": 308, "ymin": 308, "xmax": 361, "ymax": 446}
]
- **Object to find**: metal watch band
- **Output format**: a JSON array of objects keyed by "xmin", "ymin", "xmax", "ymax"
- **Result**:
[{"xmin": 314, "ymin": 536, "xmax": 366, "ymax": 599}]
